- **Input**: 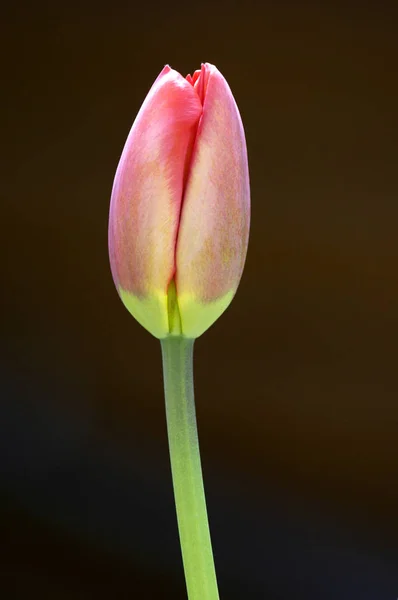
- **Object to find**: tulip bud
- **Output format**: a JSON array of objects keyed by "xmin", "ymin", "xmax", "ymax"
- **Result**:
[{"xmin": 109, "ymin": 63, "xmax": 250, "ymax": 339}]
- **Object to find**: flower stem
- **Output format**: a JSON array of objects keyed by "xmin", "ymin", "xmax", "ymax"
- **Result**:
[{"xmin": 161, "ymin": 336, "xmax": 219, "ymax": 600}]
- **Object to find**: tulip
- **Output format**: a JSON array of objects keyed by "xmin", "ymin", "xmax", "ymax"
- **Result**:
[
  {"xmin": 109, "ymin": 63, "xmax": 250, "ymax": 339},
  {"xmin": 108, "ymin": 64, "xmax": 250, "ymax": 600}
]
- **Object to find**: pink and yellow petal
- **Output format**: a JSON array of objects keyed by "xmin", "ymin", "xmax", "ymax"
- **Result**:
[
  {"xmin": 176, "ymin": 64, "xmax": 250, "ymax": 337},
  {"xmin": 108, "ymin": 66, "xmax": 202, "ymax": 337}
]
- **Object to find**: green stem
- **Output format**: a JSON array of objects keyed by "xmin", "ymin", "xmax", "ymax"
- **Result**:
[{"xmin": 161, "ymin": 336, "xmax": 219, "ymax": 600}]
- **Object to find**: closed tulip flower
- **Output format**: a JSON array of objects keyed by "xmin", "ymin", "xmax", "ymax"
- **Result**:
[{"xmin": 109, "ymin": 63, "xmax": 250, "ymax": 339}]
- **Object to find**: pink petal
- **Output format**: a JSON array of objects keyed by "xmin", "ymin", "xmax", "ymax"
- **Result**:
[
  {"xmin": 176, "ymin": 63, "xmax": 250, "ymax": 304},
  {"xmin": 109, "ymin": 66, "xmax": 202, "ymax": 297}
]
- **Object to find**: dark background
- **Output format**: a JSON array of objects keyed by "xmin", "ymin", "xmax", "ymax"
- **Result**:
[{"xmin": 2, "ymin": 1, "xmax": 398, "ymax": 598}]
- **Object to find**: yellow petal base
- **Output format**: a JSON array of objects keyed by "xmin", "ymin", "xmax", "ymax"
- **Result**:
[
  {"xmin": 119, "ymin": 288, "xmax": 170, "ymax": 338},
  {"xmin": 177, "ymin": 290, "xmax": 235, "ymax": 339},
  {"xmin": 119, "ymin": 285, "xmax": 235, "ymax": 339}
]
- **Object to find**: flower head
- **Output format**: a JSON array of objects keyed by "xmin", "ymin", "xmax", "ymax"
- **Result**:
[{"xmin": 109, "ymin": 63, "xmax": 250, "ymax": 338}]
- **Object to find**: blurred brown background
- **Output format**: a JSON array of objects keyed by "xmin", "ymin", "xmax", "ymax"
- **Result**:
[{"xmin": 2, "ymin": 1, "xmax": 398, "ymax": 598}]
